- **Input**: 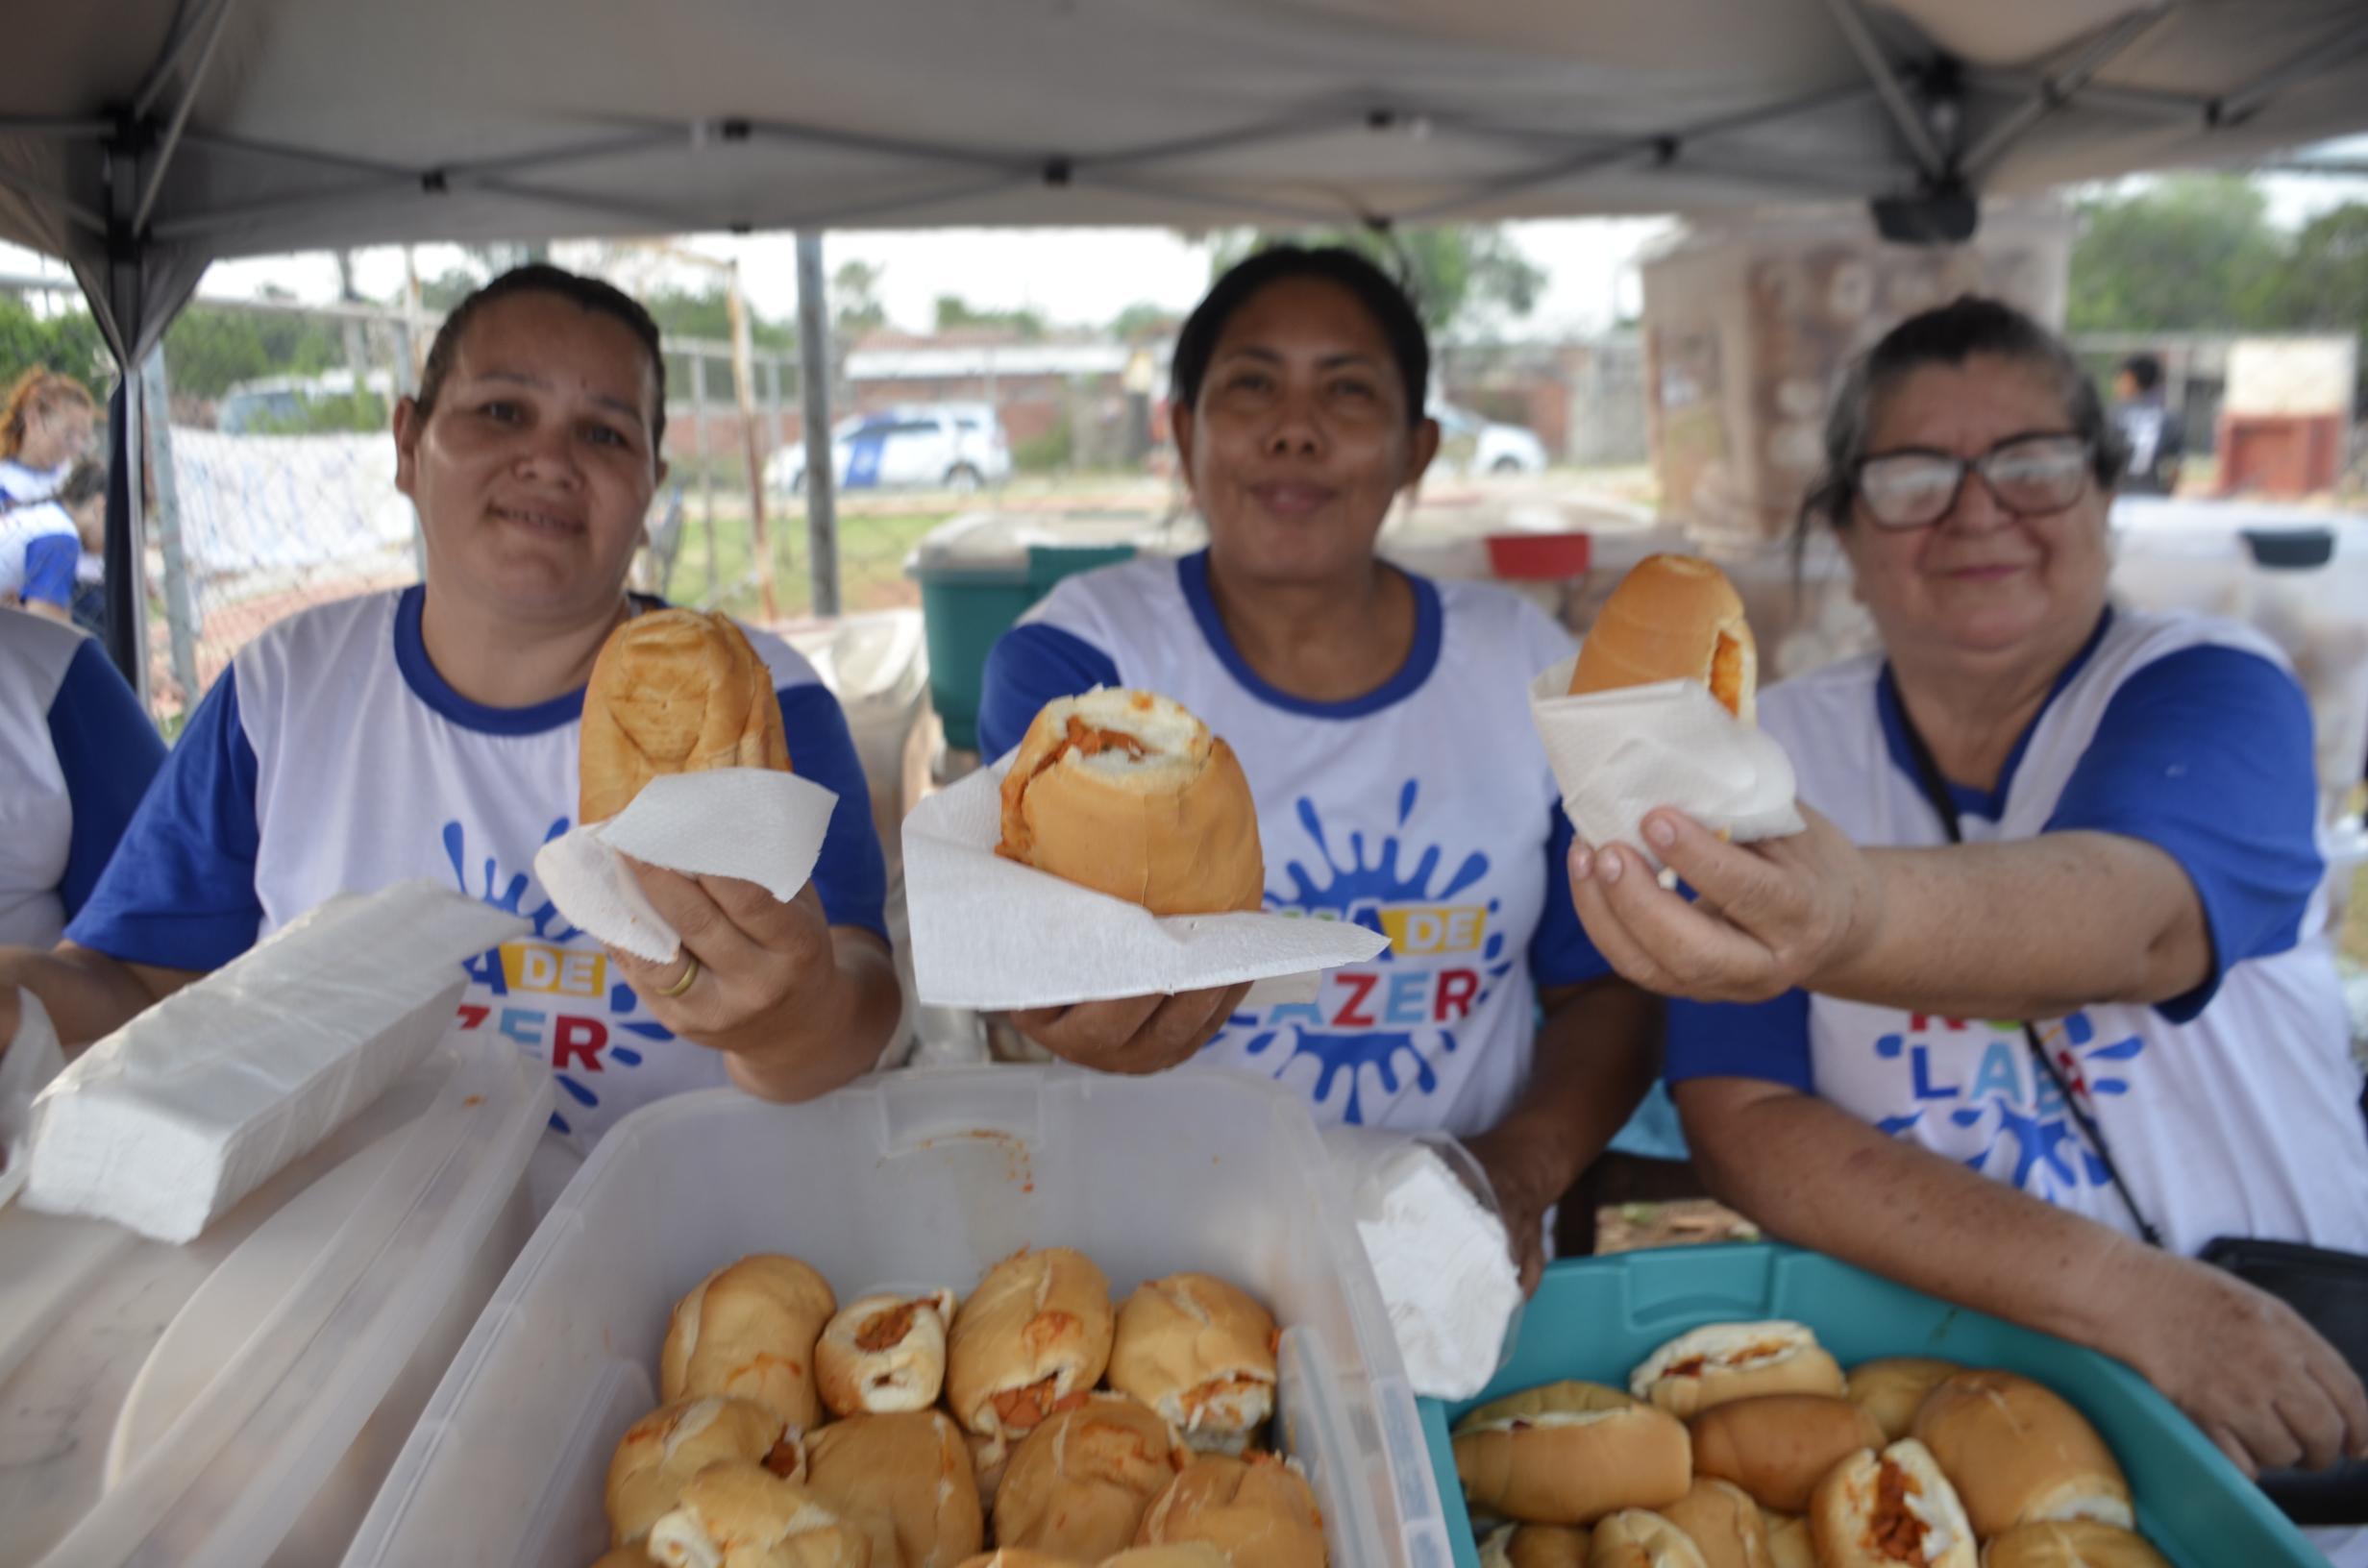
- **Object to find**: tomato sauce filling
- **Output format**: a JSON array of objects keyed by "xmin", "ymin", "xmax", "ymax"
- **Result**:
[
  {"xmin": 994, "ymin": 1376, "xmax": 1063, "ymax": 1432},
  {"xmin": 1869, "ymin": 1459, "xmax": 1929, "ymax": 1562},
  {"xmin": 856, "ymin": 1301, "xmax": 922, "ymax": 1352}
]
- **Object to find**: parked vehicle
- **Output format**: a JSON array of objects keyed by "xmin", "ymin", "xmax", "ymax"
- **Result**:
[
  {"xmin": 1430, "ymin": 403, "xmax": 1548, "ymax": 475},
  {"xmin": 218, "ymin": 369, "xmax": 396, "ymax": 434},
  {"xmin": 765, "ymin": 402, "xmax": 1010, "ymax": 495}
]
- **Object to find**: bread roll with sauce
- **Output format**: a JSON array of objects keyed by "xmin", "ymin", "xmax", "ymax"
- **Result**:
[
  {"xmin": 581, "ymin": 607, "xmax": 790, "ymax": 824},
  {"xmin": 1107, "ymin": 1273, "xmax": 1279, "ymax": 1455},
  {"xmin": 1588, "ymin": 1509, "xmax": 1710, "ymax": 1568},
  {"xmin": 606, "ymin": 1397, "xmax": 802, "ymax": 1549},
  {"xmin": 662, "ymin": 1255, "xmax": 838, "ymax": 1433},
  {"xmin": 1629, "ymin": 1323, "xmax": 1843, "ymax": 1418},
  {"xmin": 1844, "ymin": 1360, "xmax": 1962, "ymax": 1445},
  {"xmin": 1568, "ymin": 554, "xmax": 1757, "ymax": 723},
  {"xmin": 643, "ymin": 1462, "xmax": 870, "ymax": 1568},
  {"xmin": 1452, "ymin": 1380, "xmax": 1692, "ymax": 1526},
  {"xmin": 1659, "ymin": 1478, "xmax": 1772, "ymax": 1568},
  {"xmin": 1978, "ymin": 1520, "xmax": 2170, "ymax": 1568},
  {"xmin": 991, "ymin": 1393, "xmax": 1190, "ymax": 1562},
  {"xmin": 1687, "ymin": 1394, "xmax": 1886, "ymax": 1514},
  {"xmin": 804, "ymin": 1409, "xmax": 983, "ymax": 1568},
  {"xmin": 948, "ymin": 1248, "xmax": 1116, "ymax": 1443},
  {"xmin": 817, "ymin": 1289, "xmax": 959, "ymax": 1417},
  {"xmin": 1132, "ymin": 1452, "xmax": 1325, "ymax": 1568},
  {"xmin": 995, "ymin": 690, "xmax": 1263, "ymax": 916},
  {"xmin": 1480, "ymin": 1524, "xmax": 1593, "ymax": 1568},
  {"xmin": 1811, "ymin": 1440, "xmax": 1976, "ymax": 1568},
  {"xmin": 1910, "ymin": 1371, "xmax": 2133, "ymax": 1538}
]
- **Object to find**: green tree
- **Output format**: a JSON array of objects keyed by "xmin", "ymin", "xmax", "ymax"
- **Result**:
[
  {"xmin": 0, "ymin": 294, "xmax": 110, "ymax": 393},
  {"xmin": 2067, "ymin": 175, "xmax": 2286, "ymax": 331},
  {"xmin": 1207, "ymin": 225, "xmax": 1544, "ymax": 337},
  {"xmin": 1110, "ymin": 302, "xmax": 1179, "ymax": 340},
  {"xmin": 934, "ymin": 295, "xmax": 1046, "ymax": 339},
  {"xmin": 833, "ymin": 260, "xmax": 888, "ymax": 338},
  {"xmin": 160, "ymin": 305, "xmax": 347, "ymax": 399},
  {"xmin": 2261, "ymin": 202, "xmax": 2368, "ymax": 336}
]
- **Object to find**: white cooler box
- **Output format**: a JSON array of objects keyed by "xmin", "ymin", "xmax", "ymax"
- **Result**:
[
  {"xmin": 342, "ymin": 1065, "xmax": 1455, "ymax": 1568},
  {"xmin": 0, "ymin": 1027, "xmax": 550, "ymax": 1568}
]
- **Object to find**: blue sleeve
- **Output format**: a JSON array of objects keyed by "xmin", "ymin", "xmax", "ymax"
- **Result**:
[
  {"xmin": 1664, "ymin": 990, "xmax": 1815, "ymax": 1091},
  {"xmin": 46, "ymin": 637, "xmax": 167, "ymax": 919},
  {"xmin": 2043, "ymin": 646, "xmax": 2322, "ymax": 1022},
  {"xmin": 778, "ymin": 683, "xmax": 891, "ymax": 947},
  {"xmin": 63, "ymin": 664, "xmax": 265, "ymax": 968},
  {"xmin": 20, "ymin": 535, "xmax": 76, "ymax": 607},
  {"xmin": 978, "ymin": 623, "xmax": 1122, "ymax": 761},
  {"xmin": 1530, "ymin": 803, "xmax": 1613, "ymax": 989}
]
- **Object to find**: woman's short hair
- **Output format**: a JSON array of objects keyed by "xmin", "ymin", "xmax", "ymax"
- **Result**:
[
  {"xmin": 0, "ymin": 368, "xmax": 96, "ymax": 463},
  {"xmin": 414, "ymin": 264, "xmax": 668, "ymax": 457},
  {"xmin": 1170, "ymin": 245, "xmax": 1430, "ymax": 429},
  {"xmin": 1797, "ymin": 296, "xmax": 2126, "ymax": 540}
]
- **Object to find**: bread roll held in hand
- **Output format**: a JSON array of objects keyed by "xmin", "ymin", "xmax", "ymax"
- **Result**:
[
  {"xmin": 1658, "ymin": 1478, "xmax": 1771, "ymax": 1568},
  {"xmin": 1909, "ymin": 1370, "xmax": 2132, "ymax": 1537},
  {"xmin": 1568, "ymin": 554, "xmax": 1757, "ymax": 723},
  {"xmin": 606, "ymin": 1397, "xmax": 801, "ymax": 1548},
  {"xmin": 644, "ymin": 1461, "xmax": 871, "ymax": 1568},
  {"xmin": 1107, "ymin": 1272, "xmax": 1279, "ymax": 1455},
  {"xmin": 663, "ymin": 1255, "xmax": 838, "ymax": 1433},
  {"xmin": 817, "ymin": 1289, "xmax": 960, "ymax": 1417},
  {"xmin": 1688, "ymin": 1393, "xmax": 1886, "ymax": 1514},
  {"xmin": 992, "ymin": 1393, "xmax": 1190, "ymax": 1562},
  {"xmin": 1811, "ymin": 1439, "xmax": 1975, "ymax": 1568},
  {"xmin": 581, "ymin": 607, "xmax": 790, "ymax": 824},
  {"xmin": 1844, "ymin": 1359, "xmax": 1962, "ymax": 1445},
  {"xmin": 1629, "ymin": 1322, "xmax": 1843, "ymax": 1418},
  {"xmin": 1480, "ymin": 1524, "xmax": 1592, "ymax": 1568},
  {"xmin": 805, "ymin": 1409, "xmax": 983, "ymax": 1568},
  {"xmin": 1978, "ymin": 1520, "xmax": 2170, "ymax": 1568},
  {"xmin": 1133, "ymin": 1452, "xmax": 1325, "ymax": 1568},
  {"xmin": 1451, "ymin": 1380, "xmax": 1692, "ymax": 1526},
  {"xmin": 948, "ymin": 1247, "xmax": 1116, "ymax": 1442},
  {"xmin": 1587, "ymin": 1509, "xmax": 1709, "ymax": 1568},
  {"xmin": 996, "ymin": 689, "xmax": 1263, "ymax": 916}
]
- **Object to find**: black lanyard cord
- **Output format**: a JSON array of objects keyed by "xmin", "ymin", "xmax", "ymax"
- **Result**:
[{"xmin": 1885, "ymin": 671, "xmax": 2165, "ymax": 1249}]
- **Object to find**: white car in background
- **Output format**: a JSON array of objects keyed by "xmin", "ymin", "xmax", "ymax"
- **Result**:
[
  {"xmin": 1430, "ymin": 403, "xmax": 1549, "ymax": 476},
  {"xmin": 765, "ymin": 402, "xmax": 1010, "ymax": 496}
]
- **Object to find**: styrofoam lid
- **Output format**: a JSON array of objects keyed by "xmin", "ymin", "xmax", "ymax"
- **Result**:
[{"xmin": 905, "ymin": 506, "xmax": 1207, "ymax": 571}]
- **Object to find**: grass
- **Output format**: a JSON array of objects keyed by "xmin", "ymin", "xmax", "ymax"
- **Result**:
[{"xmin": 654, "ymin": 497, "xmax": 958, "ymax": 622}]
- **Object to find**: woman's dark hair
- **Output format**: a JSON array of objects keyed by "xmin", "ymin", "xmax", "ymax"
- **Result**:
[
  {"xmin": 1797, "ymin": 295, "xmax": 2126, "ymax": 545},
  {"xmin": 1170, "ymin": 245, "xmax": 1430, "ymax": 428},
  {"xmin": 414, "ymin": 264, "xmax": 668, "ymax": 457}
]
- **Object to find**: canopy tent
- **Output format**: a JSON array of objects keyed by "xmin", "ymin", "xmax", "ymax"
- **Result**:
[{"xmin": 8, "ymin": 0, "xmax": 2368, "ymax": 683}]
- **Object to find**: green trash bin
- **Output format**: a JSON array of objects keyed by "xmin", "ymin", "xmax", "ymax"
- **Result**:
[{"xmin": 904, "ymin": 509, "xmax": 1203, "ymax": 752}]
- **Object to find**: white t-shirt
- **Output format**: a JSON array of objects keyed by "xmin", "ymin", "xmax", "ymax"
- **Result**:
[{"xmin": 983, "ymin": 551, "xmax": 1608, "ymax": 1138}]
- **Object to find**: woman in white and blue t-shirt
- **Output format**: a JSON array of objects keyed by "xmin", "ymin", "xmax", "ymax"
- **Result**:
[
  {"xmin": 0, "ymin": 369, "xmax": 95, "ymax": 622},
  {"xmin": 979, "ymin": 247, "xmax": 1659, "ymax": 1286},
  {"xmin": 1566, "ymin": 297, "xmax": 2368, "ymax": 1485}
]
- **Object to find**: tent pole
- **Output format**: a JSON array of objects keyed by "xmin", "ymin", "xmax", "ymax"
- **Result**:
[
  {"xmin": 796, "ymin": 232, "xmax": 840, "ymax": 619},
  {"xmin": 102, "ymin": 368, "xmax": 153, "ymax": 708}
]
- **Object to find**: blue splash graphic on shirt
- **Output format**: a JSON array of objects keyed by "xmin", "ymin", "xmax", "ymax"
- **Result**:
[
  {"xmin": 1230, "ymin": 782, "xmax": 1494, "ymax": 1125},
  {"xmin": 1877, "ymin": 1010, "xmax": 2145, "ymax": 1202}
]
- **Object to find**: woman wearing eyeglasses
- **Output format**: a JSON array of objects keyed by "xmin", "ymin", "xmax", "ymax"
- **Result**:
[{"xmin": 1567, "ymin": 298, "xmax": 2368, "ymax": 1489}]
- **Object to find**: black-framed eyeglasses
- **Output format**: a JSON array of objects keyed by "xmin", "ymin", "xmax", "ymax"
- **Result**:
[{"xmin": 1851, "ymin": 432, "xmax": 2096, "ymax": 529}]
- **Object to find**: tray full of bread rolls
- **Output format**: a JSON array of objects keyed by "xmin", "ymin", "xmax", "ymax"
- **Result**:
[
  {"xmin": 1418, "ymin": 1242, "xmax": 2323, "ymax": 1568},
  {"xmin": 340, "ymin": 1065, "xmax": 1453, "ymax": 1568}
]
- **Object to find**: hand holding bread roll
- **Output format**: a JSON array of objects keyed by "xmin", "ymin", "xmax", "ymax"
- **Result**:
[
  {"xmin": 1451, "ymin": 1380, "xmax": 1693, "ymax": 1525},
  {"xmin": 1132, "ymin": 1453, "xmax": 1326, "ymax": 1568},
  {"xmin": 1687, "ymin": 1393, "xmax": 1886, "ymax": 1513},
  {"xmin": 992, "ymin": 1393, "xmax": 1189, "ymax": 1561},
  {"xmin": 817, "ymin": 1289, "xmax": 959, "ymax": 1417},
  {"xmin": 1568, "ymin": 554, "xmax": 1757, "ymax": 723},
  {"xmin": 1630, "ymin": 1322, "xmax": 1843, "ymax": 1417},
  {"xmin": 1811, "ymin": 1440, "xmax": 1975, "ymax": 1568},
  {"xmin": 663, "ymin": 1255, "xmax": 839, "ymax": 1432},
  {"xmin": 606, "ymin": 1397, "xmax": 800, "ymax": 1549},
  {"xmin": 1107, "ymin": 1272, "xmax": 1279, "ymax": 1455},
  {"xmin": 948, "ymin": 1247, "xmax": 1116, "ymax": 1442},
  {"xmin": 582, "ymin": 608, "xmax": 791, "ymax": 824},
  {"xmin": 805, "ymin": 1409, "xmax": 984, "ymax": 1568},
  {"xmin": 996, "ymin": 690, "xmax": 1263, "ymax": 916},
  {"xmin": 1909, "ymin": 1370, "xmax": 2133, "ymax": 1537}
]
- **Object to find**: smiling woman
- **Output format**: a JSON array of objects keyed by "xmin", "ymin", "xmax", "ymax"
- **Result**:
[
  {"xmin": 974, "ymin": 246, "xmax": 1662, "ymax": 1290},
  {"xmin": 0, "ymin": 265, "xmax": 900, "ymax": 1164}
]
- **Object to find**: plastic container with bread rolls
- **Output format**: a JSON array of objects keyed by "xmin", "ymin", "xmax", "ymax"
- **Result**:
[
  {"xmin": 340, "ymin": 1065, "xmax": 1451, "ymax": 1568},
  {"xmin": 1418, "ymin": 1243, "xmax": 2325, "ymax": 1568}
]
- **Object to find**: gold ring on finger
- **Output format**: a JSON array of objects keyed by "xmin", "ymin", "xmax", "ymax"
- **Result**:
[{"xmin": 656, "ymin": 953, "xmax": 701, "ymax": 997}]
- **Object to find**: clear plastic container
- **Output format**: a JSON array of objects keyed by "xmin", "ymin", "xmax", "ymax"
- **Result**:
[
  {"xmin": 0, "ymin": 1028, "xmax": 550, "ymax": 1568},
  {"xmin": 342, "ymin": 1065, "xmax": 1454, "ymax": 1568}
]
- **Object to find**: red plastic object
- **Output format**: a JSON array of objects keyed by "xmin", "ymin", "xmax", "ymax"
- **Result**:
[{"xmin": 1484, "ymin": 532, "xmax": 1591, "ymax": 580}]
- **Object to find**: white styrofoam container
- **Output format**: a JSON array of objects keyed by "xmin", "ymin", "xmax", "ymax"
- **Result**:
[
  {"xmin": 342, "ymin": 1065, "xmax": 1454, "ymax": 1568},
  {"xmin": 0, "ymin": 1027, "xmax": 551, "ymax": 1568}
]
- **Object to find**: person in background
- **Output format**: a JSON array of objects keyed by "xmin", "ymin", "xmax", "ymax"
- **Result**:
[
  {"xmin": 0, "ymin": 372, "xmax": 98, "ymax": 623},
  {"xmin": 2110, "ymin": 352, "xmax": 2183, "ymax": 496},
  {"xmin": 0, "ymin": 266, "xmax": 901, "ymax": 1164},
  {"xmin": 1566, "ymin": 298, "xmax": 2368, "ymax": 1489},
  {"xmin": 2, "ymin": 457, "xmax": 105, "ymax": 624},
  {"xmin": 977, "ymin": 246, "xmax": 1660, "ymax": 1288}
]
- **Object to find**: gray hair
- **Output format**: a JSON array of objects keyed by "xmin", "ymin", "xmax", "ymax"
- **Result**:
[{"xmin": 1795, "ymin": 296, "xmax": 2128, "ymax": 549}]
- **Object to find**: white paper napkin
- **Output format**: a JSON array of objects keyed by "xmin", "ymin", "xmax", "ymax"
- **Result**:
[
  {"xmin": 534, "ymin": 768, "xmax": 841, "ymax": 963},
  {"xmin": 1528, "ymin": 654, "xmax": 1804, "ymax": 869},
  {"xmin": 902, "ymin": 762, "xmax": 1388, "ymax": 1011},
  {"xmin": 0, "ymin": 990, "xmax": 65, "ymax": 1209}
]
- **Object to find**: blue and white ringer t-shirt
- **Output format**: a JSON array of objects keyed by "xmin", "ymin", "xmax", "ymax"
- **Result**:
[
  {"xmin": 1666, "ymin": 609, "xmax": 2368, "ymax": 1256},
  {"xmin": 68, "ymin": 586, "xmax": 889, "ymax": 1154},
  {"xmin": 979, "ymin": 551, "xmax": 1610, "ymax": 1139}
]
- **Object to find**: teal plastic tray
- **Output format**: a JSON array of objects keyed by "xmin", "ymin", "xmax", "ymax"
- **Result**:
[
  {"xmin": 912, "ymin": 542, "xmax": 1135, "ymax": 751},
  {"xmin": 1418, "ymin": 1242, "xmax": 2320, "ymax": 1568}
]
